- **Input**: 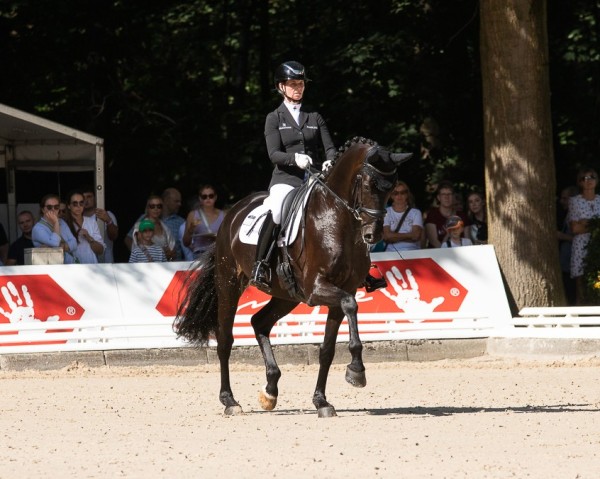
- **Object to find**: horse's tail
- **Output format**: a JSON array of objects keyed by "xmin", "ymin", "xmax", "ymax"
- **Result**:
[{"xmin": 174, "ymin": 245, "xmax": 218, "ymax": 345}]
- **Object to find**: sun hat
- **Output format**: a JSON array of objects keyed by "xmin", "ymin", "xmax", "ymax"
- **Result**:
[
  {"xmin": 445, "ymin": 215, "xmax": 464, "ymax": 230},
  {"xmin": 138, "ymin": 218, "xmax": 155, "ymax": 232}
]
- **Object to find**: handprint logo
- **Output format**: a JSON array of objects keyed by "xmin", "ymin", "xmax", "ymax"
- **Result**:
[
  {"xmin": 0, "ymin": 281, "xmax": 59, "ymax": 325},
  {"xmin": 379, "ymin": 266, "xmax": 445, "ymax": 319}
]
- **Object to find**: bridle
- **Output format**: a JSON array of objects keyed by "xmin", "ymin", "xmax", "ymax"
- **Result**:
[{"xmin": 307, "ymin": 161, "xmax": 397, "ymax": 224}]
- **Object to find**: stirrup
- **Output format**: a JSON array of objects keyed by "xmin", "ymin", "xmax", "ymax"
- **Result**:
[{"xmin": 249, "ymin": 261, "xmax": 271, "ymax": 290}]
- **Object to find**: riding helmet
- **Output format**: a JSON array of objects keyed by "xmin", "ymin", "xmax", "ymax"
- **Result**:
[{"xmin": 274, "ymin": 61, "xmax": 309, "ymax": 88}]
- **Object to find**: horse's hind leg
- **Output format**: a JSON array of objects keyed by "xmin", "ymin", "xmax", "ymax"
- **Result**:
[
  {"xmin": 251, "ymin": 298, "xmax": 298, "ymax": 411},
  {"xmin": 216, "ymin": 277, "xmax": 244, "ymax": 416}
]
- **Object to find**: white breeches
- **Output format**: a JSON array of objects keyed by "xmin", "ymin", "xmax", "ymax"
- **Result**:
[{"xmin": 263, "ymin": 183, "xmax": 295, "ymax": 224}]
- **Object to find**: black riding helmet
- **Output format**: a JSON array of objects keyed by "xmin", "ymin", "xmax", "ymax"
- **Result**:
[{"xmin": 273, "ymin": 61, "xmax": 310, "ymax": 89}]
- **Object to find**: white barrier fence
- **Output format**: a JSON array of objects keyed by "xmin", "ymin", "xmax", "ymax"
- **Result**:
[{"xmin": 0, "ymin": 246, "xmax": 597, "ymax": 355}]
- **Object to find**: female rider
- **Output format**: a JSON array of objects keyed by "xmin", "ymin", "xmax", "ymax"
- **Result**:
[{"xmin": 250, "ymin": 61, "xmax": 336, "ymax": 289}]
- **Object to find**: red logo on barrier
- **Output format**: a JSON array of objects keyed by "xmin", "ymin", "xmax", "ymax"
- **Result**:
[
  {"xmin": 0, "ymin": 275, "xmax": 85, "ymax": 345},
  {"xmin": 156, "ymin": 270, "xmax": 197, "ymax": 317},
  {"xmin": 362, "ymin": 258, "xmax": 468, "ymax": 315}
]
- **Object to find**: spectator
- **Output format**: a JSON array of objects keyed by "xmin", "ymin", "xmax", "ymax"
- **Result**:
[
  {"xmin": 182, "ymin": 184, "xmax": 225, "ymax": 259},
  {"xmin": 558, "ymin": 185, "xmax": 578, "ymax": 305},
  {"xmin": 82, "ymin": 185, "xmax": 119, "ymax": 263},
  {"xmin": 65, "ymin": 190, "xmax": 105, "ymax": 264},
  {"xmin": 161, "ymin": 187, "xmax": 185, "ymax": 261},
  {"xmin": 467, "ymin": 191, "xmax": 488, "ymax": 245},
  {"xmin": 129, "ymin": 219, "xmax": 167, "ymax": 263},
  {"xmin": 178, "ymin": 221, "xmax": 195, "ymax": 261},
  {"xmin": 32, "ymin": 193, "xmax": 78, "ymax": 264},
  {"xmin": 58, "ymin": 201, "xmax": 67, "ymax": 220},
  {"xmin": 382, "ymin": 181, "xmax": 423, "ymax": 252},
  {"xmin": 5, "ymin": 210, "xmax": 35, "ymax": 266},
  {"xmin": 453, "ymin": 191, "xmax": 465, "ymax": 213},
  {"xmin": 568, "ymin": 167, "xmax": 600, "ymax": 304},
  {"xmin": 441, "ymin": 216, "xmax": 473, "ymax": 248},
  {"xmin": 125, "ymin": 195, "xmax": 176, "ymax": 260},
  {"xmin": 425, "ymin": 181, "xmax": 470, "ymax": 248}
]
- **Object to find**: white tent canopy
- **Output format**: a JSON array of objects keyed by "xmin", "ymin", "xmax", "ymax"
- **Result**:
[{"xmin": 0, "ymin": 103, "xmax": 104, "ymax": 241}]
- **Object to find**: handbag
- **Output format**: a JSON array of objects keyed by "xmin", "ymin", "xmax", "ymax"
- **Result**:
[{"xmin": 370, "ymin": 207, "xmax": 411, "ymax": 252}]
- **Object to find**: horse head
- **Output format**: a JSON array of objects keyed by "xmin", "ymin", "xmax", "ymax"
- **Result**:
[{"xmin": 325, "ymin": 137, "xmax": 412, "ymax": 245}]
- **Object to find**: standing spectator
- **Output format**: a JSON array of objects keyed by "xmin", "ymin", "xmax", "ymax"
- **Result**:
[
  {"xmin": 558, "ymin": 185, "xmax": 578, "ymax": 305},
  {"xmin": 568, "ymin": 167, "xmax": 600, "ymax": 304},
  {"xmin": 441, "ymin": 216, "xmax": 473, "ymax": 248},
  {"xmin": 425, "ymin": 181, "xmax": 470, "ymax": 248},
  {"xmin": 5, "ymin": 211, "xmax": 35, "ymax": 266},
  {"xmin": 65, "ymin": 191, "xmax": 105, "ymax": 264},
  {"xmin": 182, "ymin": 184, "xmax": 225, "ymax": 259},
  {"xmin": 161, "ymin": 187, "xmax": 185, "ymax": 261},
  {"xmin": 467, "ymin": 191, "xmax": 488, "ymax": 245},
  {"xmin": 382, "ymin": 181, "xmax": 423, "ymax": 252},
  {"xmin": 32, "ymin": 194, "xmax": 78, "ymax": 263},
  {"xmin": 129, "ymin": 219, "xmax": 167, "ymax": 263},
  {"xmin": 82, "ymin": 185, "xmax": 119, "ymax": 263},
  {"xmin": 125, "ymin": 195, "xmax": 176, "ymax": 260}
]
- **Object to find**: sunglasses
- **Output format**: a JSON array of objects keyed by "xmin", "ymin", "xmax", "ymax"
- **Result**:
[
  {"xmin": 147, "ymin": 204, "xmax": 163, "ymax": 209},
  {"xmin": 201, "ymin": 193, "xmax": 215, "ymax": 200},
  {"xmin": 582, "ymin": 175, "xmax": 597, "ymax": 181},
  {"xmin": 70, "ymin": 201, "xmax": 84, "ymax": 207},
  {"xmin": 44, "ymin": 204, "xmax": 60, "ymax": 210}
]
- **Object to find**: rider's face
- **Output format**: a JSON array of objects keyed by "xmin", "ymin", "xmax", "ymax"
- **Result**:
[{"xmin": 280, "ymin": 80, "xmax": 305, "ymax": 101}]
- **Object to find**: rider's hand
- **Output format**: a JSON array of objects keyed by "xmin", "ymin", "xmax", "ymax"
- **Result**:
[
  {"xmin": 321, "ymin": 160, "xmax": 334, "ymax": 173},
  {"xmin": 294, "ymin": 153, "xmax": 313, "ymax": 170}
]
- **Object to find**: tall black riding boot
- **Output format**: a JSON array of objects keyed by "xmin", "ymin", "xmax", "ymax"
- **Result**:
[{"xmin": 249, "ymin": 212, "xmax": 276, "ymax": 290}]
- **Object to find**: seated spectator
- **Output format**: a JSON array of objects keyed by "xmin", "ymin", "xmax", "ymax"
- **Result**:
[
  {"xmin": 178, "ymin": 221, "xmax": 195, "ymax": 261},
  {"xmin": 5, "ymin": 210, "xmax": 35, "ymax": 266},
  {"xmin": 382, "ymin": 181, "xmax": 423, "ymax": 252},
  {"xmin": 441, "ymin": 216, "xmax": 473, "ymax": 248},
  {"xmin": 182, "ymin": 184, "xmax": 224, "ymax": 259},
  {"xmin": 467, "ymin": 191, "xmax": 488, "ymax": 245},
  {"xmin": 58, "ymin": 201, "xmax": 67, "ymax": 220},
  {"xmin": 425, "ymin": 181, "xmax": 470, "ymax": 248},
  {"xmin": 82, "ymin": 185, "xmax": 119, "ymax": 263},
  {"xmin": 125, "ymin": 195, "xmax": 176, "ymax": 260},
  {"xmin": 129, "ymin": 219, "xmax": 167, "ymax": 262},
  {"xmin": 32, "ymin": 194, "xmax": 78, "ymax": 263},
  {"xmin": 65, "ymin": 190, "xmax": 106, "ymax": 264},
  {"xmin": 161, "ymin": 187, "xmax": 186, "ymax": 261}
]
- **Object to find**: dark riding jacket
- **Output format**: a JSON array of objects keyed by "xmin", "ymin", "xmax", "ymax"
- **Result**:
[{"xmin": 265, "ymin": 103, "xmax": 336, "ymax": 188}]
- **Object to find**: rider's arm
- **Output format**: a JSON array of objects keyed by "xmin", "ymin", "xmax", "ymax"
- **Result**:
[{"xmin": 264, "ymin": 111, "xmax": 295, "ymax": 166}]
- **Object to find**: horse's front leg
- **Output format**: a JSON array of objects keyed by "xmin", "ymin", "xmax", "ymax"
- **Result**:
[
  {"xmin": 343, "ymin": 294, "xmax": 367, "ymax": 388},
  {"xmin": 251, "ymin": 298, "xmax": 298, "ymax": 411}
]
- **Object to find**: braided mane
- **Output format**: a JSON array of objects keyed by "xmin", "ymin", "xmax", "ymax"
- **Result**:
[{"xmin": 333, "ymin": 136, "xmax": 377, "ymax": 162}]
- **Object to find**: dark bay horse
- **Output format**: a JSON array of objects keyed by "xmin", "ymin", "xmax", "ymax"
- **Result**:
[{"xmin": 175, "ymin": 137, "xmax": 410, "ymax": 417}]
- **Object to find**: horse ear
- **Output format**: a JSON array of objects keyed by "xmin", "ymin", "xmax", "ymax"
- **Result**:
[{"xmin": 390, "ymin": 152, "xmax": 413, "ymax": 165}]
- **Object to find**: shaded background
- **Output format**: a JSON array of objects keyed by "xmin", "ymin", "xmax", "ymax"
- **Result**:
[{"xmin": 0, "ymin": 0, "xmax": 597, "ymax": 261}]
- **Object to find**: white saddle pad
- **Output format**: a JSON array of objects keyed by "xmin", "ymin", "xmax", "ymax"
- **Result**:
[{"xmin": 239, "ymin": 180, "xmax": 317, "ymax": 246}]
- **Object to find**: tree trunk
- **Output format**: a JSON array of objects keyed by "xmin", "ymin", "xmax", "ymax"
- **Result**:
[{"xmin": 480, "ymin": 0, "xmax": 564, "ymax": 309}]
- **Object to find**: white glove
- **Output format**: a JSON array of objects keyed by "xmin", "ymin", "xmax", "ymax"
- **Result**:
[
  {"xmin": 321, "ymin": 160, "xmax": 334, "ymax": 173},
  {"xmin": 294, "ymin": 153, "xmax": 313, "ymax": 170}
]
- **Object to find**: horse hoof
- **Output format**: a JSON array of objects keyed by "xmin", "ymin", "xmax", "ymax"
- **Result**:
[
  {"xmin": 258, "ymin": 388, "xmax": 277, "ymax": 411},
  {"xmin": 317, "ymin": 406, "xmax": 337, "ymax": 418},
  {"xmin": 223, "ymin": 405, "xmax": 243, "ymax": 416},
  {"xmin": 345, "ymin": 366, "xmax": 367, "ymax": 388}
]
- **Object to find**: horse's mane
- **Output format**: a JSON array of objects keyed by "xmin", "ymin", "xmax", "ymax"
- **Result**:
[{"xmin": 333, "ymin": 136, "xmax": 377, "ymax": 162}]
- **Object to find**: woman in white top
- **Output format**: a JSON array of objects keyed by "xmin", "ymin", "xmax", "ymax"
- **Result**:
[
  {"xmin": 568, "ymin": 167, "xmax": 600, "ymax": 304},
  {"xmin": 382, "ymin": 181, "xmax": 423, "ymax": 252},
  {"xmin": 65, "ymin": 191, "xmax": 105, "ymax": 264}
]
